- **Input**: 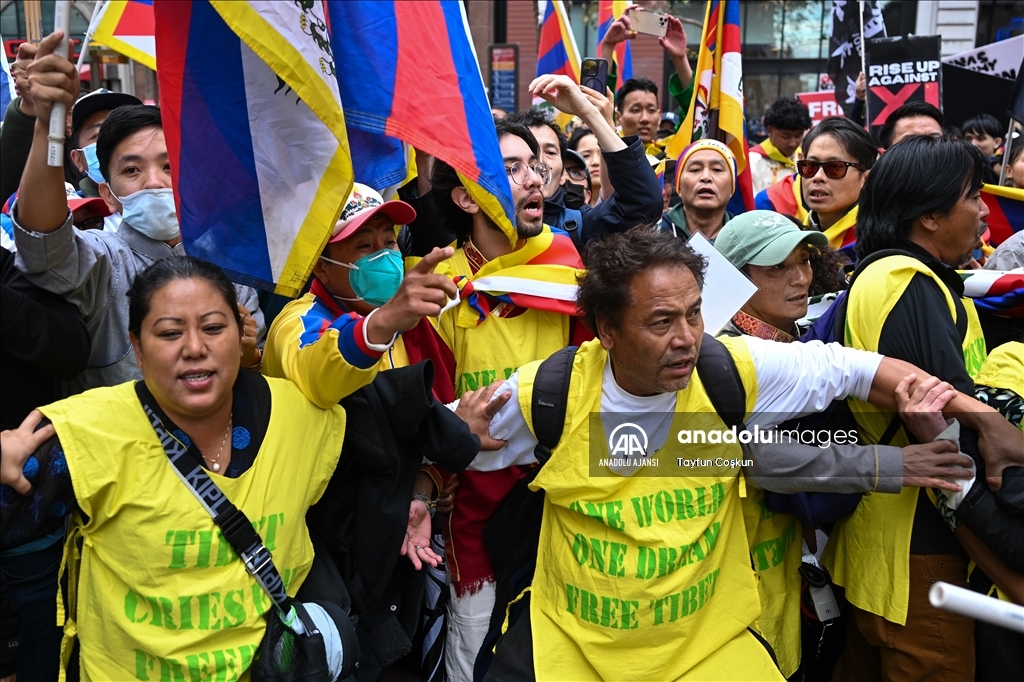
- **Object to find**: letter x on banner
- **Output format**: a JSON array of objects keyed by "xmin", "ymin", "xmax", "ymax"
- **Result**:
[{"xmin": 865, "ymin": 35, "xmax": 943, "ymax": 144}]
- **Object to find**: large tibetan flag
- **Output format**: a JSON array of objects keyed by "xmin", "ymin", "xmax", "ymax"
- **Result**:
[
  {"xmin": 155, "ymin": 0, "xmax": 352, "ymax": 297},
  {"xmin": 536, "ymin": 0, "xmax": 580, "ymax": 82},
  {"xmin": 326, "ymin": 1, "xmax": 517, "ymax": 245},
  {"xmin": 597, "ymin": 0, "xmax": 632, "ymax": 89},
  {"xmin": 535, "ymin": 0, "xmax": 580, "ymax": 129},
  {"xmin": 981, "ymin": 184, "xmax": 1024, "ymax": 247},
  {"xmin": 666, "ymin": 0, "xmax": 753, "ymax": 214},
  {"xmin": 92, "ymin": 0, "xmax": 156, "ymax": 70}
]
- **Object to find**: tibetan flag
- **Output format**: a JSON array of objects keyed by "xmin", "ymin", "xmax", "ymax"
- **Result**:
[
  {"xmin": 0, "ymin": 32, "xmax": 13, "ymax": 123},
  {"xmin": 92, "ymin": 0, "xmax": 156, "ymax": 70},
  {"xmin": 436, "ymin": 226, "xmax": 583, "ymax": 328},
  {"xmin": 666, "ymin": 0, "xmax": 753, "ymax": 214},
  {"xmin": 597, "ymin": 0, "xmax": 633, "ymax": 89},
  {"xmin": 959, "ymin": 269, "xmax": 1024, "ymax": 317},
  {"xmin": 327, "ymin": 1, "xmax": 517, "ymax": 245},
  {"xmin": 536, "ymin": 1, "xmax": 580, "ymax": 82},
  {"xmin": 535, "ymin": 0, "xmax": 580, "ymax": 129},
  {"xmin": 155, "ymin": 0, "xmax": 352, "ymax": 297},
  {"xmin": 981, "ymin": 184, "xmax": 1024, "ymax": 247}
]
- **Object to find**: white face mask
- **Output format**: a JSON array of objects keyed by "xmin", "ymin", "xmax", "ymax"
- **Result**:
[{"xmin": 116, "ymin": 188, "xmax": 180, "ymax": 241}]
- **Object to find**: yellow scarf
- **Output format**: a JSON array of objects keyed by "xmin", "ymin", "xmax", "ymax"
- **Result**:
[
  {"xmin": 753, "ymin": 138, "xmax": 796, "ymax": 170},
  {"xmin": 806, "ymin": 205, "xmax": 858, "ymax": 251},
  {"xmin": 432, "ymin": 226, "xmax": 583, "ymax": 328}
]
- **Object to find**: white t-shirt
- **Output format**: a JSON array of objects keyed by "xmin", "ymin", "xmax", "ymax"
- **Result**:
[{"xmin": 469, "ymin": 337, "xmax": 883, "ymax": 471}]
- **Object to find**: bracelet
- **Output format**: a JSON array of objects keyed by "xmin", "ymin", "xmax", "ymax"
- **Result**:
[
  {"xmin": 413, "ymin": 494, "xmax": 436, "ymax": 518},
  {"xmin": 362, "ymin": 308, "xmax": 398, "ymax": 352}
]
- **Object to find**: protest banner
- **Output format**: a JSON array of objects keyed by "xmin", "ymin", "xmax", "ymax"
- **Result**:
[
  {"xmin": 942, "ymin": 36, "xmax": 1022, "ymax": 132},
  {"xmin": 795, "ymin": 91, "xmax": 844, "ymax": 127},
  {"xmin": 865, "ymin": 35, "xmax": 942, "ymax": 143}
]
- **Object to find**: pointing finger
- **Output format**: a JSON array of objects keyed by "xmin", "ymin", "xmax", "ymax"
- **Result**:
[{"xmin": 408, "ymin": 246, "xmax": 454, "ymax": 276}]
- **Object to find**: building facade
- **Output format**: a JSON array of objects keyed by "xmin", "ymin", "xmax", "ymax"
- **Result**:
[{"xmin": 465, "ymin": 0, "xmax": 1022, "ymax": 119}]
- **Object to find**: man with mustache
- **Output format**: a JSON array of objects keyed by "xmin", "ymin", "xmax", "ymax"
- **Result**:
[
  {"xmin": 462, "ymin": 227, "xmax": 1005, "ymax": 681},
  {"xmin": 426, "ymin": 96, "xmax": 593, "ymax": 679},
  {"xmin": 827, "ymin": 135, "xmax": 1023, "ymax": 682},
  {"xmin": 662, "ymin": 139, "xmax": 737, "ymax": 242}
]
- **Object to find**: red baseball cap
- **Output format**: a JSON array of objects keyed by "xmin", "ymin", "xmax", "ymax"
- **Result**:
[
  {"xmin": 328, "ymin": 183, "xmax": 416, "ymax": 244},
  {"xmin": 65, "ymin": 183, "xmax": 111, "ymax": 218}
]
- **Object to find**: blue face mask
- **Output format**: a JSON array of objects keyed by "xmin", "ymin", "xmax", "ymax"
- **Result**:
[
  {"xmin": 77, "ymin": 143, "xmax": 106, "ymax": 185},
  {"xmin": 321, "ymin": 248, "xmax": 404, "ymax": 307}
]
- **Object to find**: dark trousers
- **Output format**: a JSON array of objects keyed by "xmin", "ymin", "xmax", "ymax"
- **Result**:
[
  {"xmin": 482, "ymin": 607, "xmax": 535, "ymax": 682},
  {"xmin": 1, "ymin": 539, "xmax": 64, "ymax": 682}
]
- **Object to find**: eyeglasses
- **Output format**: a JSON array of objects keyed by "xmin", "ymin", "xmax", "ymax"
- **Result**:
[
  {"xmin": 796, "ymin": 159, "xmax": 866, "ymax": 180},
  {"xmin": 505, "ymin": 161, "xmax": 551, "ymax": 186},
  {"xmin": 564, "ymin": 166, "xmax": 589, "ymax": 182}
]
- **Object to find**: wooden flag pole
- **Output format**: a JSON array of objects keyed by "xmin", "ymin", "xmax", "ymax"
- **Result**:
[{"xmin": 24, "ymin": 0, "xmax": 43, "ymax": 43}]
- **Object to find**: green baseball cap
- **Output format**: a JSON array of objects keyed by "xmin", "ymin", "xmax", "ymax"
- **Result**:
[{"xmin": 715, "ymin": 210, "xmax": 829, "ymax": 269}]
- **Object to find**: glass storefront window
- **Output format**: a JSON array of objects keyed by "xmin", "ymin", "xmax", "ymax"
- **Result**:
[
  {"xmin": 742, "ymin": 1, "xmax": 784, "ymax": 59},
  {"xmin": 1, "ymin": 1, "xmax": 91, "ymax": 59},
  {"xmin": 784, "ymin": 0, "xmax": 828, "ymax": 58}
]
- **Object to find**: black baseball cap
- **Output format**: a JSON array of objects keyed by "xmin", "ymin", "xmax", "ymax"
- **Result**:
[
  {"xmin": 71, "ymin": 88, "xmax": 142, "ymax": 136},
  {"xmin": 563, "ymin": 149, "xmax": 587, "ymax": 170}
]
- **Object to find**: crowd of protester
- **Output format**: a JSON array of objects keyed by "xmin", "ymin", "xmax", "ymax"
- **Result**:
[{"xmin": 0, "ymin": 13, "xmax": 1022, "ymax": 682}]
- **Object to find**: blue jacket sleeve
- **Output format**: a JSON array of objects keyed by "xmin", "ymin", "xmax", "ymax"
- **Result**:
[{"xmin": 578, "ymin": 135, "xmax": 664, "ymax": 244}]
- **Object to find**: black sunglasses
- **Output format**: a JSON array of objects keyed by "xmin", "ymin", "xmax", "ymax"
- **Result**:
[{"xmin": 796, "ymin": 159, "xmax": 866, "ymax": 180}]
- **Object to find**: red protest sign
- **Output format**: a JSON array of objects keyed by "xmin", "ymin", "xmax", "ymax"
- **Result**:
[{"xmin": 795, "ymin": 91, "xmax": 845, "ymax": 127}]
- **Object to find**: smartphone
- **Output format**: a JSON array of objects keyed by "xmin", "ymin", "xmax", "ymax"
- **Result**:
[
  {"xmin": 580, "ymin": 58, "xmax": 609, "ymax": 93},
  {"xmin": 626, "ymin": 8, "xmax": 669, "ymax": 38}
]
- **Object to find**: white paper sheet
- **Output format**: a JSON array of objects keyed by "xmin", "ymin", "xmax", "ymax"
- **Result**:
[{"xmin": 686, "ymin": 232, "xmax": 759, "ymax": 335}]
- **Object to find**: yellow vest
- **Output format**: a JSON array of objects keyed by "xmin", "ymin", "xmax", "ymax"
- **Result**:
[
  {"xmin": 824, "ymin": 256, "xmax": 986, "ymax": 624},
  {"xmin": 741, "ymin": 489, "xmax": 802, "ymax": 678},
  {"xmin": 975, "ymin": 341, "xmax": 1024, "ymax": 405},
  {"xmin": 521, "ymin": 338, "xmax": 783, "ymax": 681},
  {"xmin": 43, "ymin": 379, "xmax": 345, "ymax": 681},
  {"xmin": 434, "ymin": 246, "xmax": 570, "ymax": 395}
]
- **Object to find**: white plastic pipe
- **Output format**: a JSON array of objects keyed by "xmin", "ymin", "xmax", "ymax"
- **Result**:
[
  {"xmin": 929, "ymin": 581, "xmax": 1024, "ymax": 632},
  {"xmin": 47, "ymin": 1, "xmax": 73, "ymax": 167}
]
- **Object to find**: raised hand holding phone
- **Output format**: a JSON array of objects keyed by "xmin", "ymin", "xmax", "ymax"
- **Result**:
[
  {"xmin": 580, "ymin": 58, "xmax": 608, "ymax": 94},
  {"xmin": 625, "ymin": 7, "xmax": 669, "ymax": 38}
]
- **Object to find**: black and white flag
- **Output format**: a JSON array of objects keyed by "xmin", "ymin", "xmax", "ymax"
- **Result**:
[{"xmin": 827, "ymin": 0, "xmax": 887, "ymax": 116}]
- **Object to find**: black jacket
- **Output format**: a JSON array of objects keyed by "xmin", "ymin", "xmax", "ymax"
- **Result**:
[
  {"xmin": 1, "ymin": 248, "xmax": 91, "ymax": 429},
  {"xmin": 304, "ymin": 361, "xmax": 479, "ymax": 678}
]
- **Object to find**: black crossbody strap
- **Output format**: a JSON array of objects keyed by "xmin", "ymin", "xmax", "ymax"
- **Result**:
[
  {"xmin": 143, "ymin": 403, "xmax": 289, "ymax": 613},
  {"xmin": 531, "ymin": 346, "xmax": 578, "ymax": 465}
]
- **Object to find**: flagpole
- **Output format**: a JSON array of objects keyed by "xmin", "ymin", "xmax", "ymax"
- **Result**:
[
  {"xmin": 47, "ymin": 0, "xmax": 72, "ymax": 167},
  {"xmin": 998, "ymin": 117, "xmax": 1014, "ymax": 185},
  {"xmin": 77, "ymin": 0, "xmax": 108, "ymax": 71},
  {"xmin": 859, "ymin": 0, "xmax": 869, "ymax": 127}
]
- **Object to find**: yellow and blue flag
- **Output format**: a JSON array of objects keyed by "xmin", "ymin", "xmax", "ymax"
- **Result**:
[
  {"xmin": 155, "ymin": 0, "xmax": 353, "ymax": 297},
  {"xmin": 667, "ymin": 0, "xmax": 753, "ymax": 213}
]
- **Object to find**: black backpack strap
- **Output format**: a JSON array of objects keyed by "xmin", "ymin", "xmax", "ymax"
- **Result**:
[
  {"xmin": 696, "ymin": 334, "xmax": 746, "ymax": 428},
  {"xmin": 560, "ymin": 207, "xmax": 583, "ymax": 251},
  {"xmin": 531, "ymin": 346, "xmax": 578, "ymax": 465}
]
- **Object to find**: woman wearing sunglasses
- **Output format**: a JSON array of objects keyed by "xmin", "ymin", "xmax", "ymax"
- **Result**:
[{"xmin": 796, "ymin": 117, "xmax": 879, "ymax": 260}]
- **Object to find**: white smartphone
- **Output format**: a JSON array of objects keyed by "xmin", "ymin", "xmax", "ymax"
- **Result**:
[{"xmin": 626, "ymin": 9, "xmax": 669, "ymax": 38}]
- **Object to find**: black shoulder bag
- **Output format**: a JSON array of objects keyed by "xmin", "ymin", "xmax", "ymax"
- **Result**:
[{"xmin": 142, "ymin": 402, "xmax": 351, "ymax": 682}]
